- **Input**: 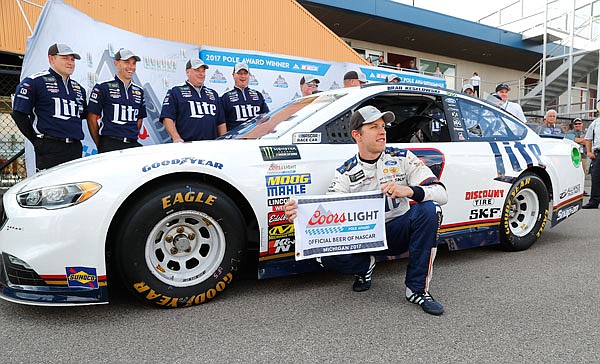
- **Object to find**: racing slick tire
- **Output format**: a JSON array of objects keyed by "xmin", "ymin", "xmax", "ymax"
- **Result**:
[
  {"xmin": 499, "ymin": 174, "xmax": 548, "ymax": 252},
  {"xmin": 114, "ymin": 181, "xmax": 246, "ymax": 308}
]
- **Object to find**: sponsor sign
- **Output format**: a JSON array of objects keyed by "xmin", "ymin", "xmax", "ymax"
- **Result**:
[
  {"xmin": 268, "ymin": 211, "xmax": 289, "ymax": 226},
  {"xmin": 268, "ymin": 238, "xmax": 294, "ymax": 254},
  {"xmin": 65, "ymin": 266, "xmax": 98, "ymax": 289},
  {"xmin": 268, "ymin": 224, "xmax": 295, "ymax": 240},
  {"xmin": 293, "ymin": 132, "xmax": 321, "ymax": 144},
  {"xmin": 260, "ymin": 145, "xmax": 301, "ymax": 161},
  {"xmin": 266, "ymin": 173, "xmax": 311, "ymax": 197},
  {"xmin": 293, "ymin": 191, "xmax": 386, "ymax": 260}
]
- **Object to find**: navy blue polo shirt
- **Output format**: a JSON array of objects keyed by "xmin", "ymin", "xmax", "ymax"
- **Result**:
[
  {"xmin": 221, "ymin": 86, "xmax": 269, "ymax": 130},
  {"xmin": 159, "ymin": 81, "xmax": 225, "ymax": 141},
  {"xmin": 13, "ymin": 68, "xmax": 87, "ymax": 139},
  {"xmin": 88, "ymin": 75, "xmax": 147, "ymax": 139}
]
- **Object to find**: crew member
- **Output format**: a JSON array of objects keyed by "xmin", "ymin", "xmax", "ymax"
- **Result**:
[
  {"xmin": 221, "ymin": 62, "xmax": 269, "ymax": 131},
  {"xmin": 87, "ymin": 48, "xmax": 147, "ymax": 152},
  {"xmin": 160, "ymin": 58, "xmax": 226, "ymax": 142},
  {"xmin": 343, "ymin": 71, "xmax": 367, "ymax": 88},
  {"xmin": 12, "ymin": 43, "xmax": 88, "ymax": 170},
  {"xmin": 299, "ymin": 75, "xmax": 320, "ymax": 97}
]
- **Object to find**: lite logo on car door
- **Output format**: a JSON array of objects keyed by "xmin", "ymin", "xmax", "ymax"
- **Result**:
[{"xmin": 489, "ymin": 141, "xmax": 543, "ymax": 182}]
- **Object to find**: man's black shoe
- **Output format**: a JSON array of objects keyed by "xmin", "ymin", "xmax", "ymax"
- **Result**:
[
  {"xmin": 352, "ymin": 255, "xmax": 376, "ymax": 292},
  {"xmin": 582, "ymin": 203, "xmax": 598, "ymax": 209},
  {"xmin": 406, "ymin": 288, "xmax": 444, "ymax": 316}
]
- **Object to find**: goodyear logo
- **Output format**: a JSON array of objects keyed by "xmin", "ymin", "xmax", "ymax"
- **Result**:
[
  {"xmin": 266, "ymin": 173, "xmax": 311, "ymax": 186},
  {"xmin": 65, "ymin": 266, "xmax": 98, "ymax": 289}
]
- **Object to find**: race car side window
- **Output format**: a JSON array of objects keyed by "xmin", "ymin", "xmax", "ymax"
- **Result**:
[{"xmin": 456, "ymin": 98, "xmax": 527, "ymax": 141}]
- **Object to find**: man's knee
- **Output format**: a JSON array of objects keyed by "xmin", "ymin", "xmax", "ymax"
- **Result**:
[{"xmin": 412, "ymin": 201, "xmax": 439, "ymax": 219}]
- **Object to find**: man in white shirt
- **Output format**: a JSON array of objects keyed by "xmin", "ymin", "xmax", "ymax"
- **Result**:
[
  {"xmin": 470, "ymin": 72, "xmax": 481, "ymax": 97},
  {"xmin": 495, "ymin": 83, "xmax": 527, "ymax": 123}
]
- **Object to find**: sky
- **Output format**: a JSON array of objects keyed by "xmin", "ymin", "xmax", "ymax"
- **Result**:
[{"xmin": 392, "ymin": 0, "xmax": 520, "ymax": 22}]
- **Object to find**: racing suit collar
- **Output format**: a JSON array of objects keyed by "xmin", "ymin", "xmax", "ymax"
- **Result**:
[{"xmin": 358, "ymin": 152, "xmax": 382, "ymax": 165}]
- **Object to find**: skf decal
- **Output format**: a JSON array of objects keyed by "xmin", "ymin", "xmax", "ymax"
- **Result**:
[
  {"xmin": 133, "ymin": 272, "xmax": 233, "ymax": 307},
  {"xmin": 469, "ymin": 207, "xmax": 502, "ymax": 220},
  {"xmin": 268, "ymin": 224, "xmax": 295, "ymax": 240},
  {"xmin": 142, "ymin": 157, "xmax": 223, "ymax": 172},
  {"xmin": 162, "ymin": 191, "xmax": 216, "ymax": 209},
  {"xmin": 260, "ymin": 145, "xmax": 301, "ymax": 161},
  {"xmin": 66, "ymin": 267, "xmax": 98, "ymax": 288},
  {"xmin": 266, "ymin": 173, "xmax": 311, "ymax": 197}
]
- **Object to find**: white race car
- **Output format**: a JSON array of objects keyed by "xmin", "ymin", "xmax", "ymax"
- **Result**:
[{"xmin": 0, "ymin": 83, "xmax": 584, "ymax": 307}]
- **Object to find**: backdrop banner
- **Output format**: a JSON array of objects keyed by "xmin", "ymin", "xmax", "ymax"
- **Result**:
[
  {"xmin": 200, "ymin": 46, "xmax": 345, "ymax": 108},
  {"xmin": 20, "ymin": 0, "xmax": 199, "ymax": 174}
]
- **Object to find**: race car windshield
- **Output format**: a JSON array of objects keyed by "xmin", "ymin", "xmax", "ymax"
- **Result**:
[{"xmin": 221, "ymin": 93, "xmax": 347, "ymax": 139}]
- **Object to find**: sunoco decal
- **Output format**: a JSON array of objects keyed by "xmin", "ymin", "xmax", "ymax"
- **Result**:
[{"xmin": 66, "ymin": 266, "xmax": 98, "ymax": 289}]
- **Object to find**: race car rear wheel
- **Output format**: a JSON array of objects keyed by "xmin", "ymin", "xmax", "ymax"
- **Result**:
[
  {"xmin": 499, "ymin": 174, "xmax": 548, "ymax": 251},
  {"xmin": 114, "ymin": 181, "xmax": 246, "ymax": 308}
]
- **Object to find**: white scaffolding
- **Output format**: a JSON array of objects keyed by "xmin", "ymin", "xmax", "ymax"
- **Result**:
[{"xmin": 480, "ymin": 0, "xmax": 600, "ymax": 119}]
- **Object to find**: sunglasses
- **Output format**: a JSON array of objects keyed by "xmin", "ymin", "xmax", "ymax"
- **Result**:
[
  {"xmin": 574, "ymin": 122, "xmax": 583, "ymax": 125},
  {"xmin": 306, "ymin": 82, "xmax": 318, "ymax": 87}
]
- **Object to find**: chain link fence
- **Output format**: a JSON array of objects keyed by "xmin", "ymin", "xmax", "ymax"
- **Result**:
[{"xmin": 1, "ymin": 67, "xmax": 25, "ymax": 188}]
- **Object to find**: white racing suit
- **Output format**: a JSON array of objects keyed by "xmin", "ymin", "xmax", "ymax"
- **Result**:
[{"xmin": 322, "ymin": 146, "xmax": 448, "ymax": 293}]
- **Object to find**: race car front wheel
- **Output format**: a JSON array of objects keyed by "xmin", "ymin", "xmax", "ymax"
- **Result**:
[
  {"xmin": 114, "ymin": 180, "xmax": 246, "ymax": 308},
  {"xmin": 499, "ymin": 174, "xmax": 548, "ymax": 251}
]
